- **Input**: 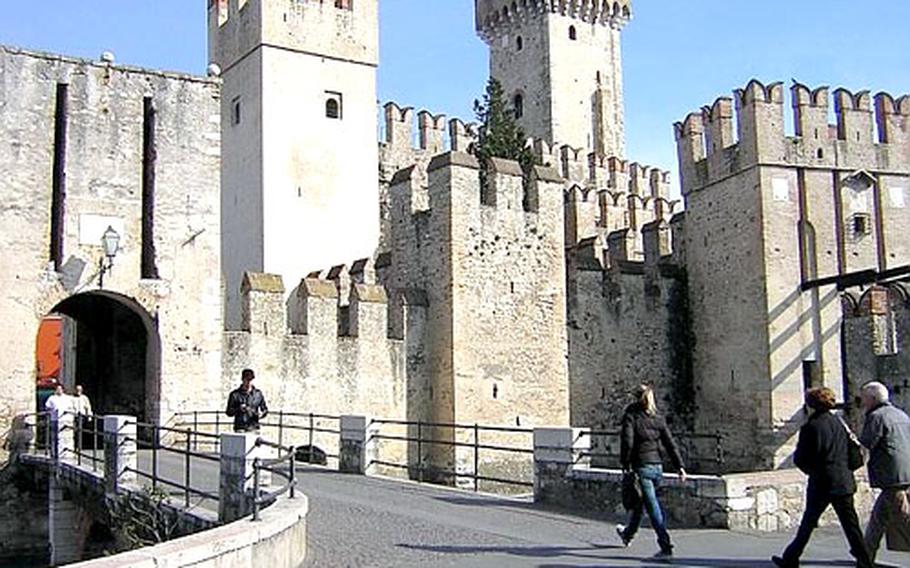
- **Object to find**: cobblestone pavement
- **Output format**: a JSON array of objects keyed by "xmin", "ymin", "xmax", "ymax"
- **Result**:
[{"xmin": 297, "ymin": 466, "xmax": 909, "ymax": 568}]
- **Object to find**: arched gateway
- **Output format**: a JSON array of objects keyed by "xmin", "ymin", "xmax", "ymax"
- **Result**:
[{"xmin": 39, "ymin": 291, "xmax": 161, "ymax": 424}]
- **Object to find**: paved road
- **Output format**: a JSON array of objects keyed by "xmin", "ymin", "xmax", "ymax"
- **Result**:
[
  {"xmin": 296, "ymin": 465, "xmax": 909, "ymax": 568},
  {"xmin": 102, "ymin": 452, "xmax": 910, "ymax": 567}
]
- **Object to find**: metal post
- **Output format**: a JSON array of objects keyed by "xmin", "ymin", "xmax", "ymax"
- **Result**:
[
  {"xmin": 473, "ymin": 423, "xmax": 480, "ymax": 492},
  {"xmin": 289, "ymin": 446, "xmax": 296, "ymax": 499},
  {"xmin": 278, "ymin": 410, "xmax": 284, "ymax": 449},
  {"xmin": 76, "ymin": 414, "xmax": 83, "ymax": 466},
  {"xmin": 185, "ymin": 428, "xmax": 191, "ymax": 508},
  {"xmin": 252, "ymin": 458, "xmax": 261, "ymax": 521},
  {"xmin": 152, "ymin": 427, "xmax": 159, "ymax": 490},
  {"xmin": 92, "ymin": 416, "xmax": 98, "ymax": 472},
  {"xmin": 308, "ymin": 413, "xmax": 314, "ymax": 463},
  {"xmin": 416, "ymin": 421, "xmax": 423, "ymax": 483},
  {"xmin": 215, "ymin": 412, "xmax": 221, "ymax": 442},
  {"xmin": 192, "ymin": 411, "xmax": 198, "ymax": 452}
]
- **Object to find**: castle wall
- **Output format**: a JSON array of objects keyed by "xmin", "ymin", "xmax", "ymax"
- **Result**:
[
  {"xmin": 222, "ymin": 273, "xmax": 410, "ymax": 456},
  {"xmin": 567, "ymin": 255, "xmax": 691, "ymax": 432},
  {"xmin": 676, "ymin": 81, "xmax": 910, "ymax": 470},
  {"xmin": 0, "ymin": 46, "xmax": 223, "ymax": 429}
]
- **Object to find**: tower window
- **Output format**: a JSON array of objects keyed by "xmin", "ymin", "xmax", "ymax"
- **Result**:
[
  {"xmin": 231, "ymin": 96, "xmax": 242, "ymax": 126},
  {"xmin": 334, "ymin": 0, "xmax": 353, "ymax": 9},
  {"xmin": 516, "ymin": 36, "xmax": 523, "ymax": 51},
  {"xmin": 325, "ymin": 92, "xmax": 342, "ymax": 119},
  {"xmin": 851, "ymin": 212, "xmax": 872, "ymax": 237},
  {"xmin": 513, "ymin": 93, "xmax": 524, "ymax": 119},
  {"xmin": 569, "ymin": 25, "xmax": 577, "ymax": 40}
]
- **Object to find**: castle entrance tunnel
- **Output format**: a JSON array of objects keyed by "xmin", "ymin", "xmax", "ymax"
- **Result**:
[{"xmin": 38, "ymin": 292, "xmax": 160, "ymax": 424}]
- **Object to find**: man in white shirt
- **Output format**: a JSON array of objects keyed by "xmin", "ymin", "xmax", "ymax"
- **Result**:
[
  {"xmin": 72, "ymin": 385, "xmax": 92, "ymax": 417},
  {"xmin": 44, "ymin": 384, "xmax": 73, "ymax": 420},
  {"xmin": 44, "ymin": 383, "xmax": 73, "ymax": 459}
]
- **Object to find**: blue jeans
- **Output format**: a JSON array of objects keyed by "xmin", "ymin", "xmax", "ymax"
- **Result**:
[{"xmin": 621, "ymin": 464, "xmax": 672, "ymax": 552}]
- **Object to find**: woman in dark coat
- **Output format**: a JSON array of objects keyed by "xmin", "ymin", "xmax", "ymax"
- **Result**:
[
  {"xmin": 772, "ymin": 387, "xmax": 874, "ymax": 568},
  {"xmin": 616, "ymin": 385, "xmax": 687, "ymax": 558}
]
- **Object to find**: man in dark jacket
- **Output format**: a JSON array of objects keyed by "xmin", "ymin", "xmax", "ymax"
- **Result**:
[
  {"xmin": 772, "ymin": 388, "xmax": 874, "ymax": 568},
  {"xmin": 859, "ymin": 381, "xmax": 910, "ymax": 558},
  {"xmin": 225, "ymin": 368, "xmax": 269, "ymax": 433}
]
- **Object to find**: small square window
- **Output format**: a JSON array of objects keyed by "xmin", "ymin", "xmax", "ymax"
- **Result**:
[
  {"xmin": 231, "ymin": 96, "xmax": 242, "ymax": 126},
  {"xmin": 325, "ymin": 92, "xmax": 342, "ymax": 120},
  {"xmin": 851, "ymin": 213, "xmax": 872, "ymax": 237}
]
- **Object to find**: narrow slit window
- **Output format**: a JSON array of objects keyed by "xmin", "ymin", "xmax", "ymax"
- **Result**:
[
  {"xmin": 569, "ymin": 25, "xmax": 577, "ymax": 40},
  {"xmin": 141, "ymin": 97, "xmax": 159, "ymax": 279},
  {"xmin": 50, "ymin": 83, "xmax": 69, "ymax": 270},
  {"xmin": 231, "ymin": 96, "xmax": 242, "ymax": 126},
  {"xmin": 513, "ymin": 93, "xmax": 524, "ymax": 119},
  {"xmin": 516, "ymin": 36, "xmax": 523, "ymax": 51}
]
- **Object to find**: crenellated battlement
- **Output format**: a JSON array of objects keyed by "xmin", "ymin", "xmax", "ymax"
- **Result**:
[
  {"xmin": 378, "ymin": 101, "xmax": 479, "ymax": 185},
  {"xmin": 238, "ymin": 270, "xmax": 426, "ymax": 345},
  {"xmin": 209, "ymin": 0, "xmax": 378, "ymax": 70},
  {"xmin": 475, "ymin": 0, "xmax": 632, "ymax": 43},
  {"xmin": 675, "ymin": 79, "xmax": 910, "ymax": 194}
]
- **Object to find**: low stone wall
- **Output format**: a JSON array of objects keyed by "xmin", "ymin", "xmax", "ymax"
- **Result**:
[
  {"xmin": 538, "ymin": 464, "xmax": 876, "ymax": 532},
  {"xmin": 66, "ymin": 492, "xmax": 309, "ymax": 568}
]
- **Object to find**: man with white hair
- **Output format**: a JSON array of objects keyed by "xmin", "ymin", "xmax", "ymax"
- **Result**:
[{"xmin": 859, "ymin": 381, "xmax": 910, "ymax": 558}]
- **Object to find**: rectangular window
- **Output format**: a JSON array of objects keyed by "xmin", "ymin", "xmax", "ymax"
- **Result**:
[
  {"xmin": 50, "ymin": 83, "xmax": 69, "ymax": 270},
  {"xmin": 325, "ymin": 91, "xmax": 342, "ymax": 119},
  {"xmin": 851, "ymin": 212, "xmax": 872, "ymax": 238},
  {"xmin": 141, "ymin": 97, "xmax": 159, "ymax": 279},
  {"xmin": 231, "ymin": 96, "xmax": 242, "ymax": 126}
]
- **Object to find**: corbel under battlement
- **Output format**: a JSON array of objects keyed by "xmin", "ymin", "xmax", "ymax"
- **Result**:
[{"xmin": 475, "ymin": 0, "xmax": 632, "ymax": 43}]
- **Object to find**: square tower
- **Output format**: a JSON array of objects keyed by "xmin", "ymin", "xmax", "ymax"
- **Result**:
[
  {"xmin": 476, "ymin": 0, "xmax": 631, "ymax": 157},
  {"xmin": 209, "ymin": 0, "xmax": 380, "ymax": 327}
]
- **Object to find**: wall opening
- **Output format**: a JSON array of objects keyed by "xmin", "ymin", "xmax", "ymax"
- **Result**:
[
  {"xmin": 141, "ymin": 97, "xmax": 159, "ymax": 279},
  {"xmin": 231, "ymin": 96, "xmax": 242, "ymax": 126},
  {"xmin": 50, "ymin": 83, "xmax": 69, "ymax": 271},
  {"xmin": 516, "ymin": 36, "xmax": 523, "ymax": 51},
  {"xmin": 569, "ymin": 25, "xmax": 577, "ymax": 40},
  {"xmin": 40, "ymin": 292, "xmax": 160, "ymax": 425},
  {"xmin": 325, "ymin": 92, "xmax": 342, "ymax": 119},
  {"xmin": 512, "ymin": 93, "xmax": 524, "ymax": 119}
]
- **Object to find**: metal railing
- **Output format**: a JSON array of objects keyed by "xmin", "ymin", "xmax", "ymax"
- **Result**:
[
  {"xmin": 368, "ymin": 419, "xmax": 535, "ymax": 492},
  {"xmin": 251, "ymin": 437, "xmax": 298, "ymax": 521},
  {"xmin": 172, "ymin": 410, "xmax": 342, "ymax": 465},
  {"xmin": 576, "ymin": 429, "xmax": 725, "ymax": 473}
]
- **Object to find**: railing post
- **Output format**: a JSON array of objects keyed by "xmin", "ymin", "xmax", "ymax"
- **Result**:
[
  {"xmin": 339, "ymin": 415, "xmax": 374, "ymax": 474},
  {"xmin": 252, "ymin": 458, "xmax": 261, "ymax": 521},
  {"xmin": 185, "ymin": 428, "xmax": 192, "ymax": 508},
  {"xmin": 473, "ymin": 423, "xmax": 479, "ymax": 492},
  {"xmin": 92, "ymin": 416, "xmax": 99, "ymax": 472},
  {"xmin": 75, "ymin": 414, "xmax": 83, "ymax": 467},
  {"xmin": 218, "ymin": 432, "xmax": 259, "ymax": 523},
  {"xmin": 152, "ymin": 427, "xmax": 158, "ymax": 490},
  {"xmin": 308, "ymin": 412, "xmax": 314, "ymax": 463},
  {"xmin": 103, "ymin": 416, "xmax": 137, "ymax": 496},
  {"xmin": 533, "ymin": 428, "xmax": 586, "ymax": 504},
  {"xmin": 416, "ymin": 421, "xmax": 423, "ymax": 483},
  {"xmin": 215, "ymin": 412, "xmax": 221, "ymax": 443},
  {"xmin": 192, "ymin": 412, "xmax": 198, "ymax": 452},
  {"xmin": 278, "ymin": 410, "xmax": 284, "ymax": 449},
  {"xmin": 289, "ymin": 446, "xmax": 297, "ymax": 499}
]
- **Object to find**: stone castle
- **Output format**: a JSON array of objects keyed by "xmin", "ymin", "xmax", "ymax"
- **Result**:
[{"xmin": 0, "ymin": 0, "xmax": 908, "ymax": 474}]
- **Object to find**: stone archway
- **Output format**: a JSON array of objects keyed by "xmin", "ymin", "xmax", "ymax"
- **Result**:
[{"xmin": 43, "ymin": 291, "xmax": 160, "ymax": 424}]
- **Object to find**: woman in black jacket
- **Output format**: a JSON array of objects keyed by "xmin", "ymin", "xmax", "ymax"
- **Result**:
[
  {"xmin": 772, "ymin": 387, "xmax": 874, "ymax": 568},
  {"xmin": 616, "ymin": 385, "xmax": 687, "ymax": 558}
]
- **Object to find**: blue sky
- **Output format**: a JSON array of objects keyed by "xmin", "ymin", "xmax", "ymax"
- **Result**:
[{"xmin": 2, "ymin": 1, "xmax": 908, "ymax": 187}]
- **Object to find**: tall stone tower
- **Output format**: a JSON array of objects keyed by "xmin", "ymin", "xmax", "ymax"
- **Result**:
[
  {"xmin": 475, "ymin": 0, "xmax": 631, "ymax": 157},
  {"xmin": 208, "ymin": 0, "xmax": 380, "ymax": 327}
]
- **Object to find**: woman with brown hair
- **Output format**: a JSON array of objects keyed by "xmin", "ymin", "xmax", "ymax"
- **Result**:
[
  {"xmin": 772, "ymin": 387, "xmax": 874, "ymax": 568},
  {"xmin": 616, "ymin": 384, "xmax": 686, "ymax": 559}
]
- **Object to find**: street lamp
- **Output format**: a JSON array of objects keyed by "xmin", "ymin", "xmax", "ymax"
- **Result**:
[{"xmin": 98, "ymin": 225, "xmax": 120, "ymax": 289}]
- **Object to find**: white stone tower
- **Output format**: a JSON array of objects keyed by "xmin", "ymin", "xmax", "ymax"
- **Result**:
[
  {"xmin": 475, "ymin": 0, "xmax": 631, "ymax": 157},
  {"xmin": 209, "ymin": 0, "xmax": 380, "ymax": 327}
]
